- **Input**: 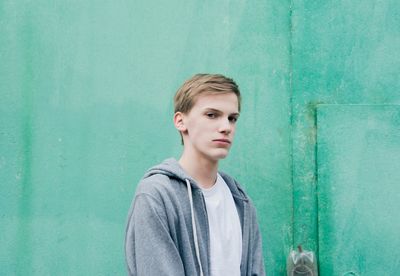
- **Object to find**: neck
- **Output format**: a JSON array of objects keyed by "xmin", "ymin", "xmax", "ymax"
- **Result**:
[{"xmin": 179, "ymin": 150, "xmax": 219, "ymax": 189}]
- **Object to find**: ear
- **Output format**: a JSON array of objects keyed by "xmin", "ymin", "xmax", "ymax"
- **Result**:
[{"xmin": 173, "ymin": 112, "xmax": 187, "ymax": 132}]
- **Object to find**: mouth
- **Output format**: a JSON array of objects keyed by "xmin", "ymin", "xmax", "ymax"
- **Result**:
[{"xmin": 212, "ymin": 139, "xmax": 231, "ymax": 145}]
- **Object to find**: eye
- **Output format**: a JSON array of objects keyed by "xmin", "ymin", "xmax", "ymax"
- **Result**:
[
  {"xmin": 229, "ymin": 116, "xmax": 238, "ymax": 123},
  {"xmin": 206, "ymin": 112, "xmax": 216, "ymax": 119}
]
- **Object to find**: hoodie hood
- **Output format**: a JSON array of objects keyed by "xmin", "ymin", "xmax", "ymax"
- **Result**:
[
  {"xmin": 143, "ymin": 158, "xmax": 249, "ymax": 201},
  {"xmin": 143, "ymin": 158, "xmax": 196, "ymax": 184}
]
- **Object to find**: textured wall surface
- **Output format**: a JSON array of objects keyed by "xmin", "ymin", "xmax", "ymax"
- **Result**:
[
  {"xmin": 317, "ymin": 105, "xmax": 400, "ymax": 275},
  {"xmin": 291, "ymin": 0, "xmax": 400, "ymax": 255},
  {"xmin": 0, "ymin": 1, "xmax": 292, "ymax": 275},
  {"xmin": 2, "ymin": 0, "xmax": 399, "ymax": 274}
]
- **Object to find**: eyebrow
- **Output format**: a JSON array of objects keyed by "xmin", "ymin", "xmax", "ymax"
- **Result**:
[{"xmin": 204, "ymin": 108, "xmax": 240, "ymax": 117}]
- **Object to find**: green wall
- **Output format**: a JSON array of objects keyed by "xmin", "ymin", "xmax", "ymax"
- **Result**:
[
  {"xmin": 291, "ymin": 0, "xmax": 400, "ymax": 244},
  {"xmin": 291, "ymin": 0, "xmax": 400, "ymax": 274},
  {"xmin": 1, "ymin": 0, "xmax": 399, "ymax": 275},
  {"xmin": 317, "ymin": 105, "xmax": 400, "ymax": 275},
  {"xmin": 0, "ymin": 1, "xmax": 291, "ymax": 275}
]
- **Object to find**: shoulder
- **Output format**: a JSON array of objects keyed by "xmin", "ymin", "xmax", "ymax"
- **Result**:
[
  {"xmin": 136, "ymin": 174, "xmax": 172, "ymax": 196},
  {"xmin": 219, "ymin": 171, "xmax": 260, "ymax": 213},
  {"xmin": 134, "ymin": 174, "xmax": 186, "ymax": 203},
  {"xmin": 218, "ymin": 171, "xmax": 251, "ymax": 200}
]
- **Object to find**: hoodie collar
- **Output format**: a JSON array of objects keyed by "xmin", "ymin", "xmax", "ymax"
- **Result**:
[{"xmin": 144, "ymin": 158, "xmax": 248, "ymax": 201}]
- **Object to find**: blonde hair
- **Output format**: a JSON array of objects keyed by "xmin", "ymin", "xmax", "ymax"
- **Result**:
[{"xmin": 174, "ymin": 73, "xmax": 241, "ymax": 114}]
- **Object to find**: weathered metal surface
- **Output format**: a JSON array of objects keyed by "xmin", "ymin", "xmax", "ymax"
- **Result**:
[
  {"xmin": 317, "ymin": 104, "xmax": 400, "ymax": 275},
  {"xmin": 291, "ymin": 0, "xmax": 400, "ymax": 257},
  {"xmin": 0, "ymin": 1, "xmax": 292, "ymax": 274}
]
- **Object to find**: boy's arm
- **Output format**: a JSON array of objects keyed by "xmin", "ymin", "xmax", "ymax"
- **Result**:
[{"xmin": 125, "ymin": 193, "xmax": 185, "ymax": 276}]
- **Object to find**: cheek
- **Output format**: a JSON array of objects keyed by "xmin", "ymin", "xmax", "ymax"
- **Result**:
[
  {"xmin": 230, "ymin": 124, "xmax": 237, "ymax": 134},
  {"xmin": 197, "ymin": 120, "xmax": 215, "ymax": 133}
]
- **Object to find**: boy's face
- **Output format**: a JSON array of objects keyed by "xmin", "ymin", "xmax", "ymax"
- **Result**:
[{"xmin": 176, "ymin": 93, "xmax": 240, "ymax": 162}]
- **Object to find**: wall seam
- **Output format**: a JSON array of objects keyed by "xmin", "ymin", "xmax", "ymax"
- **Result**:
[{"xmin": 288, "ymin": 0, "xmax": 295, "ymax": 251}]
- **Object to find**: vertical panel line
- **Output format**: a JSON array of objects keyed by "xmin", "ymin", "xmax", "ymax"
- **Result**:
[{"xmin": 289, "ymin": 0, "xmax": 295, "ymax": 251}]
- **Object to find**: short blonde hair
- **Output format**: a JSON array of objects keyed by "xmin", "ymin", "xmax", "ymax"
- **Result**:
[{"xmin": 174, "ymin": 73, "xmax": 241, "ymax": 114}]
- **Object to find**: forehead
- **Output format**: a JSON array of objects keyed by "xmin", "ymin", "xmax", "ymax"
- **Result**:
[{"xmin": 192, "ymin": 93, "xmax": 239, "ymax": 112}]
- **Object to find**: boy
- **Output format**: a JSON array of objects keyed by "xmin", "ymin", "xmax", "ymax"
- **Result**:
[{"xmin": 125, "ymin": 74, "xmax": 265, "ymax": 276}]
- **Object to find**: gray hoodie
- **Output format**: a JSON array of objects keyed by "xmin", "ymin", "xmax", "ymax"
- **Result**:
[{"xmin": 125, "ymin": 158, "xmax": 265, "ymax": 276}]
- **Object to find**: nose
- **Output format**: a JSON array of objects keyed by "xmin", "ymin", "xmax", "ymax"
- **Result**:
[{"xmin": 218, "ymin": 118, "xmax": 232, "ymax": 134}]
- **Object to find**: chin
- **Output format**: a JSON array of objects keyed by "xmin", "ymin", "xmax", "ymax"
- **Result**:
[{"xmin": 209, "ymin": 149, "xmax": 230, "ymax": 160}]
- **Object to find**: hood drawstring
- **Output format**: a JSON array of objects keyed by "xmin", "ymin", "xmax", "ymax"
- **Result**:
[{"xmin": 186, "ymin": 179, "xmax": 204, "ymax": 276}]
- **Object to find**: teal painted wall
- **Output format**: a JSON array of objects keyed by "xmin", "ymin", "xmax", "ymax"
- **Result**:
[
  {"xmin": 291, "ymin": 0, "xmax": 400, "ymax": 274},
  {"xmin": 2, "ymin": 0, "xmax": 399, "ymax": 275},
  {"xmin": 317, "ymin": 105, "xmax": 400, "ymax": 275},
  {"xmin": 0, "ymin": 1, "xmax": 292, "ymax": 275}
]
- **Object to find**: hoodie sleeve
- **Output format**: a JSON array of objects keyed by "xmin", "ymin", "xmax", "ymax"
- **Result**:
[
  {"xmin": 125, "ymin": 193, "xmax": 185, "ymax": 276},
  {"xmin": 250, "ymin": 205, "xmax": 266, "ymax": 276}
]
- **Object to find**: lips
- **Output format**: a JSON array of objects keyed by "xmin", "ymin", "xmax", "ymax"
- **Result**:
[{"xmin": 213, "ymin": 139, "xmax": 231, "ymax": 144}]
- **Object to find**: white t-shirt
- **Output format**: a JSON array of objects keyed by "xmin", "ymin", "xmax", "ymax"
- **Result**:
[{"xmin": 201, "ymin": 173, "xmax": 242, "ymax": 276}]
